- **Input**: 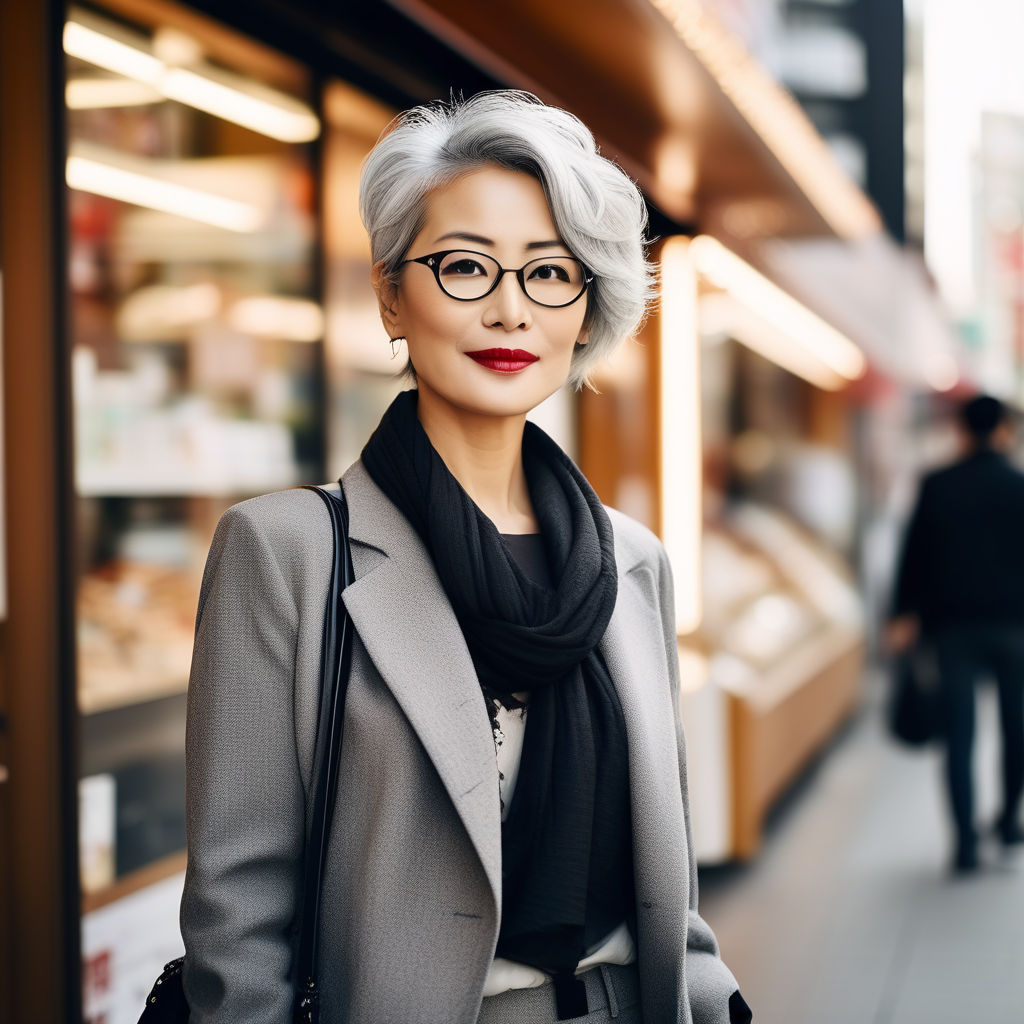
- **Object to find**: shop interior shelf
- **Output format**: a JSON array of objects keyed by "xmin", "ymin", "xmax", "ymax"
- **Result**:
[
  {"xmin": 81, "ymin": 692, "xmax": 186, "ymax": 776},
  {"xmin": 80, "ymin": 693, "xmax": 188, "ymax": 904},
  {"xmin": 82, "ymin": 849, "xmax": 187, "ymax": 916},
  {"xmin": 80, "ymin": 677, "xmax": 189, "ymax": 716},
  {"xmin": 76, "ymin": 471, "xmax": 301, "ymax": 498}
]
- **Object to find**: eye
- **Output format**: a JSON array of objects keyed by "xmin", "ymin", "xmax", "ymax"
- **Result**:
[
  {"xmin": 527, "ymin": 262, "xmax": 572, "ymax": 283},
  {"xmin": 441, "ymin": 258, "xmax": 487, "ymax": 277}
]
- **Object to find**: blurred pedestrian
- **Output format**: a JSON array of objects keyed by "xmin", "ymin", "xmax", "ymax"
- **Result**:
[
  {"xmin": 179, "ymin": 91, "xmax": 750, "ymax": 1022},
  {"xmin": 887, "ymin": 394, "xmax": 1024, "ymax": 873}
]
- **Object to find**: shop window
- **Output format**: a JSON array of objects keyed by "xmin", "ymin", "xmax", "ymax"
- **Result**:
[{"xmin": 65, "ymin": 2, "xmax": 320, "ymax": 1018}]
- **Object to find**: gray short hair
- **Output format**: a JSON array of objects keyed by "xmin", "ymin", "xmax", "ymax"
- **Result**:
[{"xmin": 359, "ymin": 90, "xmax": 655, "ymax": 390}]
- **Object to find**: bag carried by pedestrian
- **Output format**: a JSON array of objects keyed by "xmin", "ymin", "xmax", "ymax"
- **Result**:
[
  {"xmin": 137, "ymin": 482, "xmax": 355, "ymax": 1024},
  {"xmin": 888, "ymin": 642, "xmax": 941, "ymax": 747}
]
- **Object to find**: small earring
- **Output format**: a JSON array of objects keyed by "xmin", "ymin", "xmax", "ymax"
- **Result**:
[{"xmin": 389, "ymin": 336, "xmax": 405, "ymax": 359}]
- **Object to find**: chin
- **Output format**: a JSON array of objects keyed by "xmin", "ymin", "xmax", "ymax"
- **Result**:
[
  {"xmin": 457, "ymin": 390, "xmax": 543, "ymax": 418},
  {"xmin": 431, "ymin": 379, "xmax": 560, "ymax": 420}
]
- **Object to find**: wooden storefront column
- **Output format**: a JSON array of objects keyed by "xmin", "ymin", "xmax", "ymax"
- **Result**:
[{"xmin": 0, "ymin": 1, "xmax": 82, "ymax": 1021}]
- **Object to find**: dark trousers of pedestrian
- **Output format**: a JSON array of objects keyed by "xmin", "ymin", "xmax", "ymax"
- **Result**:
[{"xmin": 932, "ymin": 622, "xmax": 1024, "ymax": 862}]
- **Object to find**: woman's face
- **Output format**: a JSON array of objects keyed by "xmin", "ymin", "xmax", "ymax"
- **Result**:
[{"xmin": 375, "ymin": 165, "xmax": 589, "ymax": 421}]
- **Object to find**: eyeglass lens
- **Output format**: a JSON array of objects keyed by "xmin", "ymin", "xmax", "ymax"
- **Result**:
[{"xmin": 434, "ymin": 251, "xmax": 586, "ymax": 306}]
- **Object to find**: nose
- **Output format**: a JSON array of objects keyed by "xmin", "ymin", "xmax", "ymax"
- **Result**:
[{"xmin": 483, "ymin": 269, "xmax": 531, "ymax": 332}]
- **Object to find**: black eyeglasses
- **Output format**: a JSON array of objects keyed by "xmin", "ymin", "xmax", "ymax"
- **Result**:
[{"xmin": 397, "ymin": 249, "xmax": 593, "ymax": 308}]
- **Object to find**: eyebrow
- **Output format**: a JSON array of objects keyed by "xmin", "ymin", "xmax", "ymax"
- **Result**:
[{"xmin": 433, "ymin": 231, "xmax": 566, "ymax": 251}]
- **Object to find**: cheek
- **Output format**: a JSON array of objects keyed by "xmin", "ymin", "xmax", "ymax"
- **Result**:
[
  {"xmin": 402, "ymin": 297, "xmax": 478, "ymax": 372},
  {"xmin": 403, "ymin": 290, "xmax": 459, "ymax": 340},
  {"xmin": 555, "ymin": 308, "xmax": 588, "ymax": 353}
]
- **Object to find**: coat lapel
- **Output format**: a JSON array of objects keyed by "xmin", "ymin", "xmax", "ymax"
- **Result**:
[
  {"xmin": 338, "ymin": 462, "xmax": 503, "ymax": 909},
  {"xmin": 600, "ymin": 561, "xmax": 690, "ymax": 1023}
]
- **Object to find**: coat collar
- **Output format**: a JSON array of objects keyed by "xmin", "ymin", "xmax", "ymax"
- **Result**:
[
  {"xmin": 341, "ymin": 458, "xmax": 646, "ymax": 576},
  {"xmin": 336, "ymin": 461, "xmax": 687, "ymax": 1017}
]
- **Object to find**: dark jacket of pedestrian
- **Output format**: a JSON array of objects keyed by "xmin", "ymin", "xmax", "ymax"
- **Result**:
[{"xmin": 894, "ymin": 446, "xmax": 1024, "ymax": 632}]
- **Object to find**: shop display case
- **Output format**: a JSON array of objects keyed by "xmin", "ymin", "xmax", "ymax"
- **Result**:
[{"xmin": 681, "ymin": 502, "xmax": 864, "ymax": 862}]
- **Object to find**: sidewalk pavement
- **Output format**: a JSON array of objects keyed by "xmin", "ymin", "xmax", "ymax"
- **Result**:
[{"xmin": 698, "ymin": 673, "xmax": 1024, "ymax": 1024}]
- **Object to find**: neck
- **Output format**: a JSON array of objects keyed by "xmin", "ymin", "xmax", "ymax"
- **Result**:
[{"xmin": 415, "ymin": 385, "xmax": 539, "ymax": 533}]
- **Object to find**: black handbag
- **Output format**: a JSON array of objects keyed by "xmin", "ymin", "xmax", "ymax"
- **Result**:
[
  {"xmin": 139, "ymin": 482, "xmax": 355, "ymax": 1023},
  {"xmin": 888, "ymin": 642, "xmax": 942, "ymax": 747}
]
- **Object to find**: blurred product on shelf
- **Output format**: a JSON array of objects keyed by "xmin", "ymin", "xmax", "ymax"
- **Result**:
[
  {"xmin": 79, "ymin": 773, "xmax": 117, "ymax": 893},
  {"xmin": 77, "ymin": 557, "xmax": 198, "ymax": 713}
]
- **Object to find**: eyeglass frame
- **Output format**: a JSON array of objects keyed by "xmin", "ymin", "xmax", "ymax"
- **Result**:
[{"xmin": 396, "ymin": 248, "xmax": 594, "ymax": 309}]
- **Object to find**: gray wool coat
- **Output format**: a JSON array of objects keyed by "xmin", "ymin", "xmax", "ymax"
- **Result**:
[{"xmin": 180, "ymin": 459, "xmax": 741, "ymax": 1023}]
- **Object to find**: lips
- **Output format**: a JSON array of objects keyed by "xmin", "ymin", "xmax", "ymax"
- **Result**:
[{"xmin": 466, "ymin": 348, "xmax": 539, "ymax": 374}]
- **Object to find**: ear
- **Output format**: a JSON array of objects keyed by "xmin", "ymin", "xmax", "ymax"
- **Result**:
[{"xmin": 371, "ymin": 261, "xmax": 402, "ymax": 338}]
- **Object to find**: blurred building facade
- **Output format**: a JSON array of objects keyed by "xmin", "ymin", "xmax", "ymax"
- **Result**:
[{"xmin": 0, "ymin": 1, "xmax": 964, "ymax": 1021}]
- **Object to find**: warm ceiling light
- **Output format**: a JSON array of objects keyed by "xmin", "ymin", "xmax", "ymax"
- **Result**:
[
  {"xmin": 66, "ymin": 78, "xmax": 162, "ymax": 109},
  {"xmin": 647, "ymin": 0, "xmax": 880, "ymax": 240},
  {"xmin": 715, "ymin": 302, "xmax": 849, "ymax": 391},
  {"xmin": 66, "ymin": 153, "xmax": 263, "ymax": 233},
  {"xmin": 160, "ymin": 69, "xmax": 320, "ymax": 144},
  {"xmin": 691, "ymin": 235, "xmax": 867, "ymax": 384},
  {"xmin": 63, "ymin": 20, "xmax": 162, "ymax": 83},
  {"xmin": 63, "ymin": 12, "xmax": 320, "ymax": 144},
  {"xmin": 698, "ymin": 291, "xmax": 847, "ymax": 388}
]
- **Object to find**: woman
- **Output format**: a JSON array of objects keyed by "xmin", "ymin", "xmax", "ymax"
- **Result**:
[{"xmin": 181, "ymin": 90, "xmax": 750, "ymax": 1023}]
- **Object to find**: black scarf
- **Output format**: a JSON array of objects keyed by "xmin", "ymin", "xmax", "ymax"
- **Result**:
[{"xmin": 361, "ymin": 390, "xmax": 634, "ymax": 998}]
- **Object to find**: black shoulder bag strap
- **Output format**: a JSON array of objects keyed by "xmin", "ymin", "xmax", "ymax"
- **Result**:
[
  {"xmin": 293, "ymin": 481, "xmax": 355, "ymax": 1024},
  {"xmin": 138, "ymin": 479, "xmax": 355, "ymax": 1024}
]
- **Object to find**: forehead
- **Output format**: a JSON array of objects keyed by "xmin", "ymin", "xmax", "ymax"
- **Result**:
[{"xmin": 418, "ymin": 165, "xmax": 560, "ymax": 244}]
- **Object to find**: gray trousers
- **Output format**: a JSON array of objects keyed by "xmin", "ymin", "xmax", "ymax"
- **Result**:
[{"xmin": 476, "ymin": 963, "xmax": 642, "ymax": 1024}]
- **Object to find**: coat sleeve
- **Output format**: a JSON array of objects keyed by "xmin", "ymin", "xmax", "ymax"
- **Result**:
[
  {"xmin": 180, "ymin": 504, "xmax": 305, "ymax": 1024},
  {"xmin": 655, "ymin": 543, "xmax": 753, "ymax": 1024}
]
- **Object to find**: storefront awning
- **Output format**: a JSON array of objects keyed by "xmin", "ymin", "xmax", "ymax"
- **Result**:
[{"xmin": 384, "ymin": 0, "xmax": 881, "ymax": 240}]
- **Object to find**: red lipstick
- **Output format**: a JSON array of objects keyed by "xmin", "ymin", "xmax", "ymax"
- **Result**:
[{"xmin": 466, "ymin": 348, "xmax": 539, "ymax": 374}]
